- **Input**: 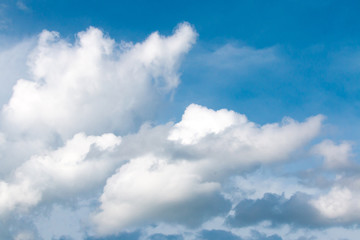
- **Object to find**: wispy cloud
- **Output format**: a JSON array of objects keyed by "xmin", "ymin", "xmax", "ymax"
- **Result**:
[
  {"xmin": 0, "ymin": 4, "xmax": 9, "ymax": 30},
  {"xmin": 16, "ymin": 1, "xmax": 30, "ymax": 12},
  {"xmin": 186, "ymin": 43, "xmax": 285, "ymax": 79},
  {"xmin": 201, "ymin": 44, "xmax": 280, "ymax": 71}
]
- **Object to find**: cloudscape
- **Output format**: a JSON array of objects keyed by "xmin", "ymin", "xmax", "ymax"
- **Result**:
[{"xmin": 1, "ymin": 1, "xmax": 360, "ymax": 239}]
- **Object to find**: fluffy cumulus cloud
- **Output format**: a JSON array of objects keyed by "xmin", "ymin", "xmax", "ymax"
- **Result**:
[
  {"xmin": 0, "ymin": 133, "xmax": 121, "ymax": 216},
  {"xmin": 168, "ymin": 104, "xmax": 323, "ymax": 171},
  {"xmin": 312, "ymin": 140, "xmax": 353, "ymax": 169},
  {"xmin": 0, "ymin": 23, "xmax": 197, "ymax": 238},
  {"xmin": 2, "ymin": 22, "xmax": 196, "ymax": 141},
  {"xmin": 0, "ymin": 22, "xmax": 358, "ymax": 240},
  {"xmin": 311, "ymin": 173, "xmax": 360, "ymax": 225},
  {"xmin": 0, "ymin": 22, "xmax": 196, "ymax": 176},
  {"xmin": 92, "ymin": 154, "xmax": 230, "ymax": 234},
  {"xmin": 0, "ymin": 100, "xmax": 324, "ymax": 238},
  {"xmin": 92, "ymin": 104, "xmax": 323, "ymax": 236},
  {"xmin": 307, "ymin": 140, "xmax": 360, "ymax": 226}
]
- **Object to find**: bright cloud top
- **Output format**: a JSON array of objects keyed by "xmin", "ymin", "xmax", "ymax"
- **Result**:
[
  {"xmin": 92, "ymin": 104, "xmax": 323, "ymax": 235},
  {"xmin": 2, "ymin": 22, "xmax": 196, "ymax": 141}
]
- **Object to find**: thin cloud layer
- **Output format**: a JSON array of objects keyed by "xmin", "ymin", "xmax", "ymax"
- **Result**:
[{"xmin": 201, "ymin": 44, "xmax": 280, "ymax": 71}]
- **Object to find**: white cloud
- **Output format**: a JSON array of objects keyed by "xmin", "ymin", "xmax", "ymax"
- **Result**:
[
  {"xmin": 0, "ymin": 37, "xmax": 36, "ymax": 107},
  {"xmin": 169, "ymin": 104, "xmax": 324, "ymax": 177},
  {"xmin": 312, "ymin": 140, "xmax": 353, "ymax": 169},
  {"xmin": 0, "ymin": 23, "xmax": 198, "ymax": 239},
  {"xmin": 311, "ymin": 174, "xmax": 360, "ymax": 224},
  {"xmin": 0, "ymin": 132, "xmax": 121, "ymax": 216},
  {"xmin": 2, "ymin": 23, "xmax": 197, "ymax": 142},
  {"xmin": 312, "ymin": 187, "xmax": 355, "ymax": 220},
  {"xmin": 92, "ymin": 104, "xmax": 324, "ymax": 236},
  {"xmin": 0, "ymin": 22, "xmax": 342, "ymax": 239},
  {"xmin": 0, "ymin": 22, "xmax": 196, "ymax": 180},
  {"xmin": 92, "ymin": 154, "xmax": 228, "ymax": 235},
  {"xmin": 168, "ymin": 104, "xmax": 243, "ymax": 145}
]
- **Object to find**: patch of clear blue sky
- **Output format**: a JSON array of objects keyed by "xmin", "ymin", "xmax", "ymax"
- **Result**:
[{"xmin": 2, "ymin": 0, "xmax": 360, "ymax": 144}]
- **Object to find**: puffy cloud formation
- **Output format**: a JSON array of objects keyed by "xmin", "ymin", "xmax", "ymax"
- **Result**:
[
  {"xmin": 308, "ymin": 141, "xmax": 360, "ymax": 225},
  {"xmin": 1, "ymin": 22, "xmax": 356, "ymax": 240},
  {"xmin": 311, "ymin": 173, "xmax": 360, "ymax": 224},
  {"xmin": 0, "ymin": 133, "xmax": 121, "ymax": 216},
  {"xmin": 312, "ymin": 140, "xmax": 353, "ymax": 169},
  {"xmin": 312, "ymin": 187, "xmax": 357, "ymax": 220},
  {"xmin": 0, "ymin": 101, "xmax": 325, "ymax": 237},
  {"xmin": 92, "ymin": 154, "xmax": 231, "ymax": 234},
  {"xmin": 168, "ymin": 104, "xmax": 323, "ymax": 175},
  {"xmin": 0, "ymin": 23, "xmax": 198, "ymax": 238},
  {"xmin": 2, "ymin": 22, "xmax": 196, "ymax": 141},
  {"xmin": 92, "ymin": 104, "xmax": 323, "ymax": 235}
]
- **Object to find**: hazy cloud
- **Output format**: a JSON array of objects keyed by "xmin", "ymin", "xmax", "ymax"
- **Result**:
[
  {"xmin": 16, "ymin": 1, "xmax": 30, "ymax": 12},
  {"xmin": 227, "ymin": 192, "xmax": 329, "ymax": 228},
  {"xmin": 201, "ymin": 44, "xmax": 280, "ymax": 71}
]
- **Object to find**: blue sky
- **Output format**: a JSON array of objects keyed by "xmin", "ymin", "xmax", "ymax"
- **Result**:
[{"xmin": 1, "ymin": 1, "xmax": 360, "ymax": 240}]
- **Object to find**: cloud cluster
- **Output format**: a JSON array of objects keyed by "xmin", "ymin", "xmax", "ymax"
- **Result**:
[
  {"xmin": 0, "ymin": 22, "xmax": 196, "ymax": 175},
  {"xmin": 1, "ymin": 22, "xmax": 357, "ymax": 240},
  {"xmin": 92, "ymin": 104, "xmax": 323, "ymax": 235},
  {"xmin": 0, "ymin": 23, "xmax": 197, "ymax": 238},
  {"xmin": 2, "ymin": 22, "xmax": 196, "ymax": 142},
  {"xmin": 0, "ymin": 99, "xmax": 324, "ymax": 238},
  {"xmin": 311, "ymin": 175, "xmax": 360, "ymax": 224}
]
